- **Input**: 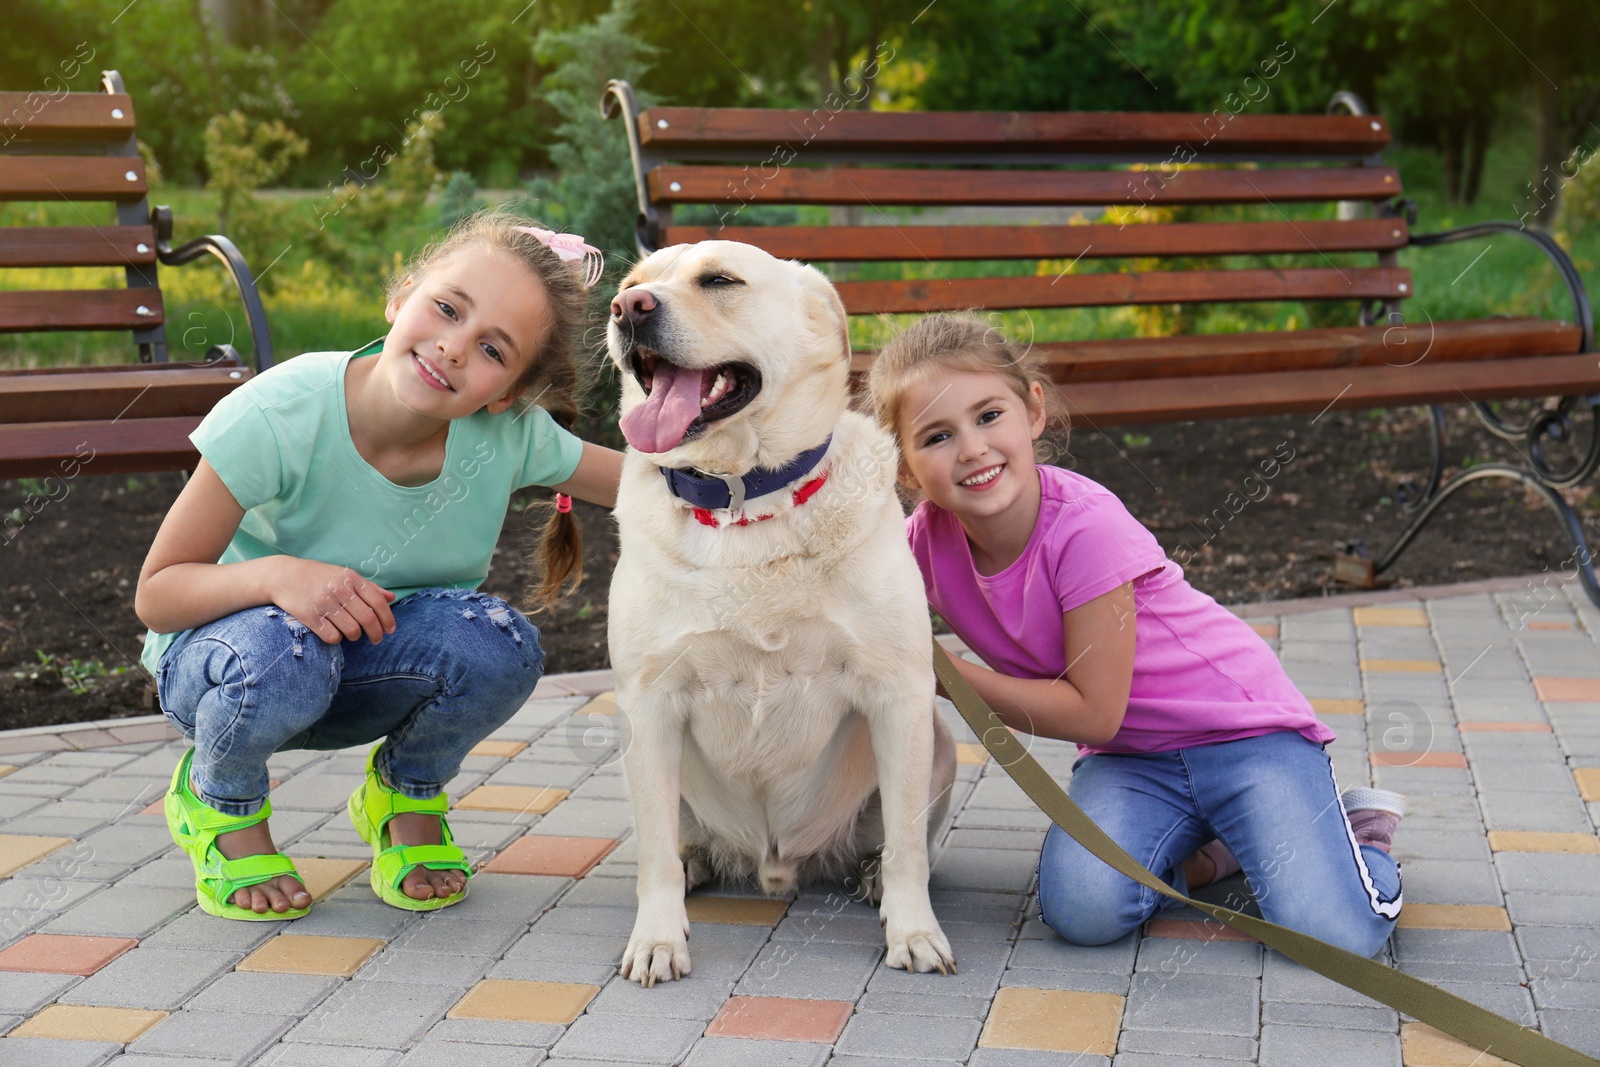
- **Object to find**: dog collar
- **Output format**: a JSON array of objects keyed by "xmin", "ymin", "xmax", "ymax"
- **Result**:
[{"xmin": 661, "ymin": 435, "xmax": 832, "ymax": 514}]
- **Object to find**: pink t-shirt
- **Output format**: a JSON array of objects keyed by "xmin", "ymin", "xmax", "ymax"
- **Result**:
[{"xmin": 907, "ymin": 465, "xmax": 1334, "ymax": 756}]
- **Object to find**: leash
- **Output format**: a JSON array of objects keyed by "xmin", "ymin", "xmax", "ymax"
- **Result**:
[{"xmin": 931, "ymin": 639, "xmax": 1599, "ymax": 1067}]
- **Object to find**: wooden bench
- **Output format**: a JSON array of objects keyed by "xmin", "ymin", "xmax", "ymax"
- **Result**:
[
  {"xmin": 602, "ymin": 81, "xmax": 1600, "ymax": 601},
  {"xmin": 0, "ymin": 70, "xmax": 272, "ymax": 479}
]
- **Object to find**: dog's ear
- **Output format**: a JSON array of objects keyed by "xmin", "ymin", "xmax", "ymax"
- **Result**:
[{"xmin": 797, "ymin": 263, "xmax": 851, "ymax": 364}]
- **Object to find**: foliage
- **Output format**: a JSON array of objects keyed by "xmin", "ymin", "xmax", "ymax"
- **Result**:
[
  {"xmin": 202, "ymin": 111, "xmax": 308, "ymax": 288},
  {"xmin": 437, "ymin": 170, "xmax": 487, "ymax": 230}
]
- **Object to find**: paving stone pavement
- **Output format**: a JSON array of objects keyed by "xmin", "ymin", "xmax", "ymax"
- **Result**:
[{"xmin": 2, "ymin": 577, "xmax": 1600, "ymax": 1065}]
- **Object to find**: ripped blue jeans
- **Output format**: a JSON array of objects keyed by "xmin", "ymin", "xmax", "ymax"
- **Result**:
[{"xmin": 155, "ymin": 588, "xmax": 546, "ymax": 816}]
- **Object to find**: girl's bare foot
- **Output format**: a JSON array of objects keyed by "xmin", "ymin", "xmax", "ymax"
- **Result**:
[
  {"xmin": 212, "ymin": 815, "xmax": 312, "ymax": 914},
  {"xmin": 386, "ymin": 811, "xmax": 468, "ymax": 901}
]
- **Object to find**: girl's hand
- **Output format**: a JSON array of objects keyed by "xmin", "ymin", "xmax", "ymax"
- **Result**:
[{"xmin": 262, "ymin": 558, "xmax": 396, "ymax": 645}]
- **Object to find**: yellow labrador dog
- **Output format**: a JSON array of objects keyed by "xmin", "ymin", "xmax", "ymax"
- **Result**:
[{"xmin": 606, "ymin": 241, "xmax": 957, "ymax": 987}]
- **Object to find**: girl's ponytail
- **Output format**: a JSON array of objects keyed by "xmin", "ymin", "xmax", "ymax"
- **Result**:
[{"xmin": 533, "ymin": 383, "xmax": 585, "ymax": 611}]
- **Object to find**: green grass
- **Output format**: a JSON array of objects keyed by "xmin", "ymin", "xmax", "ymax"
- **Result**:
[{"xmin": 2, "ymin": 126, "xmax": 1594, "ymax": 371}]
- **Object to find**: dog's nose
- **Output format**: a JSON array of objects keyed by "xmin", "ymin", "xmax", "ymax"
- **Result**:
[{"xmin": 611, "ymin": 287, "xmax": 657, "ymax": 323}]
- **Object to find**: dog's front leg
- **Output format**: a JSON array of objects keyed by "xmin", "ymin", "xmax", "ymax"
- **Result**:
[
  {"xmin": 618, "ymin": 698, "xmax": 692, "ymax": 986},
  {"xmin": 867, "ymin": 685, "xmax": 957, "ymax": 975}
]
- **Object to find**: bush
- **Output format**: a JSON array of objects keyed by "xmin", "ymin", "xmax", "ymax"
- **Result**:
[{"xmin": 202, "ymin": 111, "xmax": 307, "ymax": 290}]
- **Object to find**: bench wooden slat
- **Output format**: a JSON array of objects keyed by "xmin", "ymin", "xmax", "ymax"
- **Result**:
[
  {"xmin": 639, "ymin": 108, "xmax": 1391, "ymax": 157},
  {"xmin": 665, "ymin": 218, "xmax": 1410, "ymax": 262},
  {"xmin": 0, "ymin": 290, "xmax": 164, "ymax": 331},
  {"xmin": 0, "ymin": 225, "xmax": 157, "ymax": 267},
  {"xmin": 0, "ymin": 155, "xmax": 148, "ymax": 201},
  {"xmin": 835, "ymin": 267, "xmax": 1410, "ymax": 314},
  {"xmin": 0, "ymin": 416, "xmax": 202, "ymax": 479},
  {"xmin": 0, "ymin": 358, "xmax": 240, "ymax": 378},
  {"xmin": 0, "ymin": 365, "xmax": 252, "ymax": 424},
  {"xmin": 1051, "ymin": 352, "xmax": 1600, "ymax": 426},
  {"xmin": 0, "ymin": 93, "xmax": 136, "ymax": 144},
  {"xmin": 850, "ymin": 319, "xmax": 1582, "ymax": 381},
  {"xmin": 649, "ymin": 164, "xmax": 1402, "ymax": 207}
]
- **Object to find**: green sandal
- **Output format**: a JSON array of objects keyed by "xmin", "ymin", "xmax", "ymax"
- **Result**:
[
  {"xmin": 165, "ymin": 748, "xmax": 310, "ymax": 921},
  {"xmin": 347, "ymin": 745, "xmax": 471, "ymax": 911}
]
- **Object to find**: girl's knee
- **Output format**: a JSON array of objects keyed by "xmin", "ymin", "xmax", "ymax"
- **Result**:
[
  {"xmin": 1036, "ymin": 846, "xmax": 1148, "ymax": 946},
  {"xmin": 431, "ymin": 590, "xmax": 547, "ymax": 682}
]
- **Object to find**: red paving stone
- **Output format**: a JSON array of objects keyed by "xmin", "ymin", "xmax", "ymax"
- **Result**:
[
  {"xmin": 0, "ymin": 934, "xmax": 138, "ymax": 975},
  {"xmin": 706, "ymin": 996, "xmax": 854, "ymax": 1042},
  {"xmin": 482, "ymin": 835, "xmax": 617, "ymax": 878},
  {"xmin": 1143, "ymin": 918, "xmax": 1258, "ymax": 943},
  {"xmin": 1369, "ymin": 751, "xmax": 1468, "ymax": 768},
  {"xmin": 1534, "ymin": 677, "xmax": 1600, "ymax": 702},
  {"xmin": 1458, "ymin": 722, "xmax": 1552, "ymax": 732}
]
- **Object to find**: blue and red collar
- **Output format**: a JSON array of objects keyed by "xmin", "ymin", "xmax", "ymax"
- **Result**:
[{"xmin": 661, "ymin": 435, "xmax": 832, "ymax": 527}]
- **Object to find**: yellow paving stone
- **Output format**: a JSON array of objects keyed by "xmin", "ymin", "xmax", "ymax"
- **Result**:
[
  {"xmin": 1396, "ymin": 904, "xmax": 1511, "ymax": 932},
  {"xmin": 0, "ymin": 835, "xmax": 74, "ymax": 878},
  {"xmin": 450, "ymin": 979, "xmax": 599, "ymax": 1024},
  {"xmin": 12, "ymin": 1004, "xmax": 167, "ymax": 1043},
  {"xmin": 469, "ymin": 740, "xmax": 529, "ymax": 759},
  {"xmin": 955, "ymin": 743, "xmax": 989, "ymax": 765},
  {"xmin": 288, "ymin": 857, "xmax": 368, "ymax": 902},
  {"xmin": 1311, "ymin": 698, "xmax": 1364, "ymax": 716},
  {"xmin": 1487, "ymin": 831, "xmax": 1600, "ymax": 855},
  {"xmin": 979, "ymin": 987, "xmax": 1123, "ymax": 1055},
  {"xmin": 1354, "ymin": 607, "xmax": 1429, "ymax": 627},
  {"xmin": 1401, "ymin": 1022, "xmax": 1518, "ymax": 1067},
  {"xmin": 685, "ymin": 897, "xmax": 790, "ymax": 926},
  {"xmin": 456, "ymin": 785, "xmax": 569, "ymax": 815},
  {"xmin": 1361, "ymin": 659, "xmax": 1442, "ymax": 673},
  {"xmin": 1575, "ymin": 768, "xmax": 1600, "ymax": 802},
  {"xmin": 576, "ymin": 692, "xmax": 618, "ymax": 717},
  {"xmin": 0, "ymin": 766, "xmax": 15, "ymax": 779},
  {"xmin": 238, "ymin": 934, "xmax": 386, "ymax": 977}
]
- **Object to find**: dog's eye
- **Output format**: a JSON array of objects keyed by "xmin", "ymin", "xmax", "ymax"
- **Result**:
[{"xmin": 698, "ymin": 274, "xmax": 743, "ymax": 288}]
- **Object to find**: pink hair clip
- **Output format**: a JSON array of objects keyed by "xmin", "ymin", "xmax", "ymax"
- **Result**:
[
  {"xmin": 514, "ymin": 226, "xmax": 605, "ymax": 289},
  {"xmin": 554, "ymin": 492, "xmax": 573, "ymax": 514}
]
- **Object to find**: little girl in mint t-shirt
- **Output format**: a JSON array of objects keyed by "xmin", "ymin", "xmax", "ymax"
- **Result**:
[
  {"xmin": 135, "ymin": 213, "xmax": 622, "ymax": 920},
  {"xmin": 866, "ymin": 312, "xmax": 1405, "ymax": 958}
]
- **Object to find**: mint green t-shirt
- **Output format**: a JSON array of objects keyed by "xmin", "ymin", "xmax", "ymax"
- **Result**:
[{"xmin": 140, "ymin": 343, "xmax": 584, "ymax": 675}]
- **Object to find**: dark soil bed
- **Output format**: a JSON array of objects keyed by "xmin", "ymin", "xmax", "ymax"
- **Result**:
[{"xmin": 3, "ymin": 401, "xmax": 1590, "ymax": 730}]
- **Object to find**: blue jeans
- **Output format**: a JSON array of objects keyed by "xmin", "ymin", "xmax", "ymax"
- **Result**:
[
  {"xmin": 1036, "ymin": 730, "xmax": 1401, "ymax": 958},
  {"xmin": 156, "ymin": 588, "xmax": 546, "ymax": 817}
]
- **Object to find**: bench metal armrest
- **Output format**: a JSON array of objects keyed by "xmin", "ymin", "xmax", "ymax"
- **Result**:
[
  {"xmin": 151, "ymin": 204, "xmax": 275, "ymax": 371},
  {"xmin": 601, "ymin": 79, "xmax": 663, "ymax": 256},
  {"xmin": 1406, "ymin": 218, "xmax": 1594, "ymax": 354}
]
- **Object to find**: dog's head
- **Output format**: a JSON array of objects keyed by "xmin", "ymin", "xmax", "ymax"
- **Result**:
[{"xmin": 606, "ymin": 241, "xmax": 851, "ymax": 472}]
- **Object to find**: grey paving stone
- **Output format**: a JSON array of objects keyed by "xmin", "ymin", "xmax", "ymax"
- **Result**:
[
  {"xmin": 772, "ymin": 913, "xmax": 888, "ymax": 947},
  {"xmin": 1388, "ymin": 829, "xmax": 1492, "ymax": 863},
  {"xmin": 1259, "ymin": 998, "xmax": 1397, "ymax": 1030},
  {"xmin": 141, "ymin": 911, "xmax": 280, "ymax": 953},
  {"xmin": 555, "ymin": 877, "xmax": 637, "ymax": 911},
  {"xmin": 1395, "ymin": 980, "xmax": 1536, "ymax": 1025},
  {"xmin": 1258, "ymin": 1023, "xmax": 1399, "ymax": 1067},
  {"xmin": 503, "ymin": 929, "xmax": 624, "ymax": 968},
  {"xmin": 1263, "ymin": 955, "xmax": 1379, "ymax": 1009},
  {"xmin": 1515, "ymin": 924, "xmax": 1600, "ymax": 969},
  {"xmin": 1110, "ymin": 1056, "xmax": 1249, "ymax": 1067},
  {"xmin": 356, "ymin": 950, "xmax": 494, "ymax": 987},
  {"xmin": 1395, "ymin": 928, "xmax": 1522, "ymax": 966},
  {"xmin": 186, "ymin": 970, "xmax": 342, "ymax": 1016},
  {"xmin": 854, "ymin": 988, "xmax": 990, "ymax": 1018},
  {"xmin": 1480, "ymin": 791, "xmax": 1595, "ymax": 833},
  {"xmin": 736, "ymin": 941, "xmax": 884, "ymax": 1001},
  {"xmin": 1116, "ymin": 1028, "xmax": 1257, "ymax": 1060},
  {"xmin": 39, "ymin": 886, "xmax": 194, "ymax": 938},
  {"xmin": 1505, "ymin": 891, "xmax": 1600, "ymax": 927},
  {"xmin": 567, "ymin": 775, "xmax": 630, "ymax": 801},
  {"xmin": 965, "ymin": 1053, "xmax": 1108, "ymax": 1067},
  {"xmin": 1009, "ymin": 922, "xmax": 1138, "ymax": 973},
  {"xmin": 486, "ymin": 958, "xmax": 618, "ymax": 986},
  {"xmin": 1496, "ymin": 852, "xmax": 1600, "ymax": 896},
  {"xmin": 1539, "ymin": 1009, "xmax": 1600, "ymax": 1057},
  {"xmin": 0, "ymin": 1038, "xmax": 121, "ymax": 1067},
  {"xmin": 1134, "ymin": 935, "xmax": 1262, "ymax": 978},
  {"xmin": 1532, "ymin": 974, "xmax": 1600, "ymax": 1011},
  {"xmin": 999, "ymin": 966, "xmax": 1129, "ymax": 996},
  {"xmin": 455, "ymin": 874, "xmax": 570, "ymax": 924},
  {"xmin": 953, "ymin": 807, "xmax": 1053, "ymax": 832},
  {"xmin": 532, "ymin": 906, "xmax": 635, "ymax": 939},
  {"xmin": 930, "ymin": 847, "xmax": 1038, "ymax": 895},
  {"xmin": 484, "ymin": 762, "xmax": 593, "ymax": 791},
  {"xmin": 287, "ymin": 980, "xmax": 467, "ymax": 1049},
  {"xmin": 399, "ymin": 1039, "xmax": 547, "ymax": 1066},
  {"xmin": 385, "ymin": 917, "xmax": 524, "ymax": 958},
  {"xmin": 128, "ymin": 1009, "xmax": 296, "ymax": 1064},
  {"xmin": 420, "ymin": 1019, "xmax": 565, "ymax": 1048},
  {"xmin": 2, "ymin": 763, "xmax": 106, "ymax": 786},
  {"xmin": 833, "ymin": 1011, "xmax": 982, "ymax": 1061},
  {"xmin": 549, "ymin": 1014, "xmax": 702, "ymax": 1063},
  {"xmin": 279, "ymin": 901, "xmax": 417, "ymax": 940},
  {"xmin": 1120, "ymin": 972, "xmax": 1258, "ymax": 1036},
  {"xmin": 0, "ymin": 972, "xmax": 77, "ymax": 1015},
  {"xmin": 865, "ymin": 941, "xmax": 1009, "ymax": 999},
  {"xmin": 116, "ymin": 855, "xmax": 196, "ymax": 890},
  {"xmin": 1398, "ymin": 858, "xmax": 1504, "ymax": 905},
  {"xmin": 682, "ymin": 1038, "xmax": 828, "ymax": 1067},
  {"xmin": 255, "ymin": 1045, "xmax": 403, "ymax": 1066},
  {"xmin": 59, "ymin": 947, "xmax": 239, "ymax": 1010},
  {"xmin": 587, "ymin": 974, "xmax": 733, "ymax": 1020}
]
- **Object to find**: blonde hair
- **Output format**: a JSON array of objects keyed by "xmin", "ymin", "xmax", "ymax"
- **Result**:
[
  {"xmin": 866, "ymin": 313, "xmax": 1068, "ymax": 465},
  {"xmin": 390, "ymin": 210, "xmax": 589, "ymax": 611}
]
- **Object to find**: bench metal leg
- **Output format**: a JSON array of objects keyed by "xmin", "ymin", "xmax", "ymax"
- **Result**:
[{"xmin": 1368, "ymin": 396, "xmax": 1600, "ymax": 607}]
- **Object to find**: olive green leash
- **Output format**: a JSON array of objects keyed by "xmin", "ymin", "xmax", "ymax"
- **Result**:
[{"xmin": 932, "ymin": 640, "xmax": 1598, "ymax": 1067}]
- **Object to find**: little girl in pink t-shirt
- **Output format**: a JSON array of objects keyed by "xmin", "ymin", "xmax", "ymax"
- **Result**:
[{"xmin": 866, "ymin": 312, "xmax": 1405, "ymax": 956}]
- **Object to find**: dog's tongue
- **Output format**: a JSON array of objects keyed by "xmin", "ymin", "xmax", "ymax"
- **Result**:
[{"xmin": 619, "ymin": 360, "xmax": 709, "ymax": 453}]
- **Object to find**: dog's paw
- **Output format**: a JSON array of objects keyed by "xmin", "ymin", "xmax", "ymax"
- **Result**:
[
  {"xmin": 620, "ymin": 930, "xmax": 692, "ymax": 987},
  {"xmin": 850, "ymin": 852, "xmax": 885, "ymax": 906},
  {"xmin": 683, "ymin": 850, "xmax": 714, "ymax": 894},
  {"xmin": 884, "ymin": 926, "xmax": 957, "ymax": 976}
]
